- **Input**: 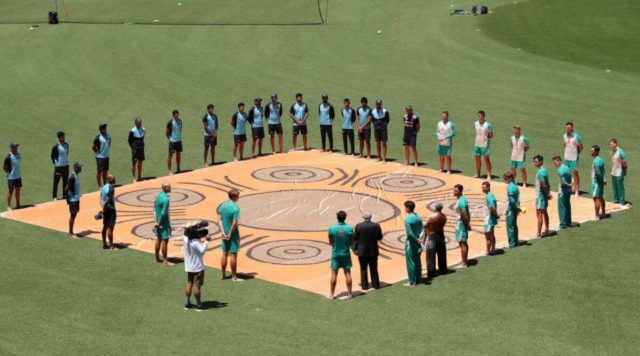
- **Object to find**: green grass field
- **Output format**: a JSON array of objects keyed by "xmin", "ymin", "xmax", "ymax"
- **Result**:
[{"xmin": 1, "ymin": 0, "xmax": 639, "ymax": 354}]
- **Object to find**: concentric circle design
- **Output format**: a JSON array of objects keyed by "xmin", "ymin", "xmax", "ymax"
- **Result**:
[
  {"xmin": 131, "ymin": 219, "xmax": 220, "ymax": 240},
  {"xmin": 251, "ymin": 166, "xmax": 333, "ymax": 183},
  {"xmin": 247, "ymin": 239, "xmax": 332, "ymax": 265},
  {"xmin": 236, "ymin": 189, "xmax": 399, "ymax": 231},
  {"xmin": 365, "ymin": 174, "xmax": 445, "ymax": 192},
  {"xmin": 427, "ymin": 199, "xmax": 507, "ymax": 219},
  {"xmin": 116, "ymin": 188, "xmax": 205, "ymax": 207},
  {"xmin": 380, "ymin": 230, "xmax": 459, "ymax": 251}
]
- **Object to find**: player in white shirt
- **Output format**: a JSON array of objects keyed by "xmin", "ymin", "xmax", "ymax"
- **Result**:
[
  {"xmin": 473, "ymin": 110, "xmax": 494, "ymax": 180},
  {"xmin": 510, "ymin": 125, "xmax": 530, "ymax": 187},
  {"xmin": 609, "ymin": 138, "xmax": 628, "ymax": 205},
  {"xmin": 562, "ymin": 122, "xmax": 584, "ymax": 196},
  {"xmin": 435, "ymin": 111, "xmax": 456, "ymax": 174}
]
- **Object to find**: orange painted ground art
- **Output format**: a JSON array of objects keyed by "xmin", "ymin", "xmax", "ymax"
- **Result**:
[{"xmin": 2, "ymin": 151, "xmax": 628, "ymax": 296}]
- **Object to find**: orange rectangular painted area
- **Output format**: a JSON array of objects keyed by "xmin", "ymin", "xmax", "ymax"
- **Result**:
[{"xmin": 1, "ymin": 151, "xmax": 628, "ymax": 296}]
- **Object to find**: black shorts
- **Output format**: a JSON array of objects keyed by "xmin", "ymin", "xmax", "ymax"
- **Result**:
[
  {"xmin": 68, "ymin": 201, "xmax": 80, "ymax": 215},
  {"xmin": 204, "ymin": 135, "xmax": 217, "ymax": 148},
  {"xmin": 103, "ymin": 208, "xmax": 116, "ymax": 227},
  {"xmin": 234, "ymin": 134, "xmax": 247, "ymax": 144},
  {"xmin": 187, "ymin": 270, "xmax": 205, "ymax": 286},
  {"xmin": 292, "ymin": 125, "xmax": 308, "ymax": 136},
  {"xmin": 169, "ymin": 141, "xmax": 183, "ymax": 153},
  {"xmin": 403, "ymin": 133, "xmax": 417, "ymax": 147},
  {"xmin": 7, "ymin": 178, "xmax": 22, "ymax": 191},
  {"xmin": 131, "ymin": 147, "xmax": 145, "ymax": 161},
  {"xmin": 374, "ymin": 129, "xmax": 388, "ymax": 142},
  {"xmin": 96, "ymin": 157, "xmax": 109, "ymax": 172},
  {"xmin": 268, "ymin": 124, "xmax": 283, "ymax": 135},
  {"xmin": 358, "ymin": 128, "xmax": 371, "ymax": 141},
  {"xmin": 252, "ymin": 127, "xmax": 265, "ymax": 140}
]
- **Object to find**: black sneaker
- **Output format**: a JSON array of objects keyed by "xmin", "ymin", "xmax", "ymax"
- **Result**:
[
  {"xmin": 196, "ymin": 304, "xmax": 207, "ymax": 312},
  {"xmin": 184, "ymin": 303, "xmax": 196, "ymax": 310}
]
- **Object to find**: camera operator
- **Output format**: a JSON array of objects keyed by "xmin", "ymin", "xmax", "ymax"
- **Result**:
[{"xmin": 183, "ymin": 221, "xmax": 211, "ymax": 312}]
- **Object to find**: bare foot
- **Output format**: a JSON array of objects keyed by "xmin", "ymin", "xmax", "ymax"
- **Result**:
[
  {"xmin": 402, "ymin": 283, "xmax": 415, "ymax": 287},
  {"xmin": 111, "ymin": 246, "xmax": 117, "ymax": 251},
  {"xmin": 69, "ymin": 233, "xmax": 77, "ymax": 239},
  {"xmin": 404, "ymin": 161, "xmax": 409, "ymax": 166},
  {"xmin": 168, "ymin": 171, "xmax": 173, "ymax": 176},
  {"xmin": 366, "ymin": 155, "xmax": 371, "ymax": 159},
  {"xmin": 232, "ymin": 277, "xmax": 244, "ymax": 282},
  {"xmin": 163, "ymin": 261, "xmax": 175, "ymax": 267},
  {"xmin": 414, "ymin": 162, "xmax": 418, "ymax": 167},
  {"xmin": 473, "ymin": 174, "xmax": 480, "ymax": 178},
  {"xmin": 233, "ymin": 158, "xmax": 238, "ymax": 162},
  {"xmin": 326, "ymin": 295, "xmax": 335, "ymax": 300},
  {"xmin": 458, "ymin": 263, "xmax": 468, "ymax": 269},
  {"xmin": 346, "ymin": 294, "xmax": 353, "ymax": 299},
  {"xmin": 220, "ymin": 274, "xmax": 228, "ymax": 280},
  {"xmin": 447, "ymin": 170, "xmax": 452, "ymax": 175},
  {"xmin": 438, "ymin": 169, "xmax": 443, "ymax": 173}
]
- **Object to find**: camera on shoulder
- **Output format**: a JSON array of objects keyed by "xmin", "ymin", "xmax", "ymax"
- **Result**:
[{"xmin": 184, "ymin": 220, "xmax": 209, "ymax": 239}]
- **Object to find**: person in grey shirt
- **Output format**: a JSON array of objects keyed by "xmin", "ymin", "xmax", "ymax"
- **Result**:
[{"xmin": 354, "ymin": 211, "xmax": 383, "ymax": 290}]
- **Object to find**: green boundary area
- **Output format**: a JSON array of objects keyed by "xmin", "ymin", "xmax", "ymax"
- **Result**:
[
  {"xmin": 0, "ymin": 0, "xmax": 639, "ymax": 354},
  {"xmin": 479, "ymin": 0, "xmax": 640, "ymax": 75}
]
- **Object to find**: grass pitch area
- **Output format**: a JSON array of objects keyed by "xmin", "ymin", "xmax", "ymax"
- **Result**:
[{"xmin": 0, "ymin": 0, "xmax": 638, "ymax": 354}]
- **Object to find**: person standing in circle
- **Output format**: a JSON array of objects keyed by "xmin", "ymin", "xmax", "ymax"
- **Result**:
[
  {"xmin": 328, "ymin": 210, "xmax": 354, "ymax": 299},
  {"xmin": 217, "ymin": 189, "xmax": 243, "ymax": 281},
  {"xmin": 51, "ymin": 131, "xmax": 69, "ymax": 200}
]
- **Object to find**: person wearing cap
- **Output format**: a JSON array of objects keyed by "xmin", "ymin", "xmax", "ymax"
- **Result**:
[
  {"xmin": 3, "ymin": 143, "xmax": 22, "ymax": 210},
  {"xmin": 231, "ymin": 102, "xmax": 248, "ymax": 161},
  {"xmin": 289, "ymin": 93, "xmax": 309, "ymax": 151},
  {"xmin": 92, "ymin": 124, "xmax": 111, "ymax": 188},
  {"xmin": 327, "ymin": 210, "xmax": 354, "ymax": 299},
  {"xmin": 247, "ymin": 98, "xmax": 265, "ymax": 158},
  {"xmin": 318, "ymin": 94, "xmax": 336, "ymax": 152},
  {"xmin": 202, "ymin": 104, "xmax": 218, "ymax": 167},
  {"xmin": 66, "ymin": 162, "xmax": 83, "ymax": 238},
  {"xmin": 510, "ymin": 125, "xmax": 530, "ymax": 187},
  {"xmin": 403, "ymin": 200, "xmax": 423, "ymax": 286},
  {"xmin": 609, "ymin": 138, "xmax": 627, "ymax": 205},
  {"xmin": 154, "ymin": 182, "xmax": 174, "ymax": 266},
  {"xmin": 354, "ymin": 211, "xmax": 383, "ymax": 290},
  {"xmin": 166, "ymin": 110, "xmax": 183, "ymax": 175},
  {"xmin": 356, "ymin": 97, "xmax": 373, "ymax": 159},
  {"xmin": 128, "ymin": 117, "xmax": 146, "ymax": 182},
  {"xmin": 453, "ymin": 184, "xmax": 471, "ymax": 268},
  {"xmin": 402, "ymin": 105, "xmax": 420, "ymax": 167},
  {"xmin": 436, "ymin": 110, "xmax": 456, "ymax": 174},
  {"xmin": 473, "ymin": 110, "xmax": 494, "ymax": 180},
  {"xmin": 562, "ymin": 122, "xmax": 583, "ymax": 196},
  {"xmin": 371, "ymin": 99, "xmax": 390, "ymax": 162},
  {"xmin": 265, "ymin": 93, "xmax": 284, "ymax": 154},
  {"xmin": 422, "ymin": 201, "xmax": 448, "ymax": 280},
  {"xmin": 51, "ymin": 131, "xmax": 70, "ymax": 200},
  {"xmin": 100, "ymin": 174, "xmax": 117, "ymax": 250},
  {"xmin": 481, "ymin": 181, "xmax": 498, "ymax": 255},
  {"xmin": 341, "ymin": 98, "xmax": 356, "ymax": 155},
  {"xmin": 554, "ymin": 156, "xmax": 573, "ymax": 229},
  {"xmin": 504, "ymin": 172, "xmax": 521, "ymax": 248},
  {"xmin": 590, "ymin": 145, "xmax": 606, "ymax": 220}
]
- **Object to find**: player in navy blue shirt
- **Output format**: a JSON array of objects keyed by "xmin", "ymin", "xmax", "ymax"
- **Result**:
[
  {"xmin": 51, "ymin": 131, "xmax": 70, "ymax": 200},
  {"xmin": 92, "ymin": 123, "xmax": 111, "ymax": 188},
  {"xmin": 165, "ymin": 110, "xmax": 183, "ymax": 175},
  {"xmin": 128, "ymin": 117, "xmax": 146, "ymax": 182},
  {"xmin": 402, "ymin": 105, "xmax": 420, "ymax": 167}
]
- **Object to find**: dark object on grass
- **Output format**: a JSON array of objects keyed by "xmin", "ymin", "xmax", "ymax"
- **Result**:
[
  {"xmin": 472, "ymin": 5, "xmax": 489, "ymax": 15},
  {"xmin": 48, "ymin": 11, "xmax": 58, "ymax": 24}
]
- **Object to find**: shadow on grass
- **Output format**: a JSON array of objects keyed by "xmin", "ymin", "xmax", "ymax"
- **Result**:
[
  {"xmin": 167, "ymin": 257, "xmax": 184, "ymax": 265},
  {"xmin": 200, "ymin": 300, "xmax": 228, "ymax": 309}
]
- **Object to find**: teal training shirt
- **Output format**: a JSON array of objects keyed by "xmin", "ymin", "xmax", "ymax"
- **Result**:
[
  {"xmin": 404, "ymin": 213, "xmax": 423, "ymax": 243},
  {"xmin": 342, "ymin": 108, "xmax": 355, "ymax": 130},
  {"xmin": 167, "ymin": 119, "xmax": 182, "ymax": 143},
  {"xmin": 233, "ymin": 112, "xmax": 248, "ymax": 135},
  {"xmin": 328, "ymin": 222, "xmax": 354, "ymax": 257},
  {"xmin": 486, "ymin": 192, "xmax": 498, "ymax": 225},
  {"xmin": 218, "ymin": 200, "xmax": 240, "ymax": 239},
  {"xmin": 507, "ymin": 182, "xmax": 520, "ymax": 212}
]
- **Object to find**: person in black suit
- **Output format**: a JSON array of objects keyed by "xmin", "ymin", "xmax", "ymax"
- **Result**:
[{"xmin": 354, "ymin": 211, "xmax": 383, "ymax": 290}]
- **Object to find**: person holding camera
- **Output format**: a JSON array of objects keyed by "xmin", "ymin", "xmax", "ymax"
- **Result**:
[
  {"xmin": 217, "ymin": 189, "xmax": 242, "ymax": 281},
  {"xmin": 183, "ymin": 221, "xmax": 212, "ymax": 312},
  {"xmin": 154, "ymin": 183, "xmax": 173, "ymax": 266}
]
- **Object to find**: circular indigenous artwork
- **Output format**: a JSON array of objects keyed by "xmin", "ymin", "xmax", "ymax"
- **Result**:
[
  {"xmin": 236, "ymin": 189, "xmax": 400, "ymax": 232},
  {"xmin": 380, "ymin": 230, "xmax": 459, "ymax": 251},
  {"xmin": 365, "ymin": 174, "xmax": 445, "ymax": 192},
  {"xmin": 131, "ymin": 219, "xmax": 220, "ymax": 240},
  {"xmin": 427, "ymin": 199, "xmax": 508, "ymax": 219},
  {"xmin": 247, "ymin": 239, "xmax": 332, "ymax": 265},
  {"xmin": 116, "ymin": 188, "xmax": 205, "ymax": 208},
  {"xmin": 251, "ymin": 166, "xmax": 333, "ymax": 183}
]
